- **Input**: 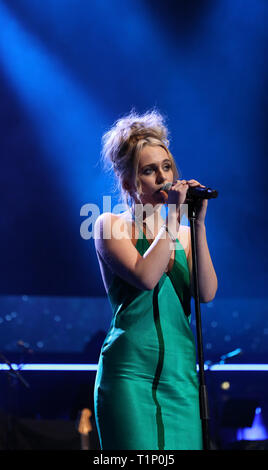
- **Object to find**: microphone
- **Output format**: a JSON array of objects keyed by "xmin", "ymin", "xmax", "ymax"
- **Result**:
[{"xmin": 160, "ymin": 182, "xmax": 218, "ymax": 200}]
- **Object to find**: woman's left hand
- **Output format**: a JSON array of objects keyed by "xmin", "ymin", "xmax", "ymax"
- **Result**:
[{"xmin": 186, "ymin": 179, "xmax": 208, "ymax": 223}]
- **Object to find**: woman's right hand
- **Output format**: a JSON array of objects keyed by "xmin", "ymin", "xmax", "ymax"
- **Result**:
[
  {"xmin": 165, "ymin": 179, "xmax": 189, "ymax": 209},
  {"xmin": 162, "ymin": 180, "xmax": 189, "ymax": 235}
]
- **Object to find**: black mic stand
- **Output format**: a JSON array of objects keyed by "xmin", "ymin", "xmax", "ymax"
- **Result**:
[
  {"xmin": 187, "ymin": 200, "xmax": 211, "ymax": 451},
  {"xmin": 0, "ymin": 352, "xmax": 30, "ymax": 449}
]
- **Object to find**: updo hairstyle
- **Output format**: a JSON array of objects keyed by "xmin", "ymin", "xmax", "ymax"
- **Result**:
[{"xmin": 101, "ymin": 109, "xmax": 180, "ymax": 208}]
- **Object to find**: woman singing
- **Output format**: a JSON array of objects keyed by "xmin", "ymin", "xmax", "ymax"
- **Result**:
[{"xmin": 93, "ymin": 110, "xmax": 217, "ymax": 450}]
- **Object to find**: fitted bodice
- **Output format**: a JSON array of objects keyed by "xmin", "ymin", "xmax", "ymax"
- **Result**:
[{"xmin": 107, "ymin": 224, "xmax": 191, "ymax": 319}]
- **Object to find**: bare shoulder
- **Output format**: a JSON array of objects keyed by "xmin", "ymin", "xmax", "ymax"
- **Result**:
[
  {"xmin": 94, "ymin": 211, "xmax": 135, "ymax": 251},
  {"xmin": 93, "ymin": 211, "xmax": 148, "ymax": 291},
  {"xmin": 94, "ymin": 211, "xmax": 118, "ymax": 233},
  {"xmin": 94, "ymin": 210, "xmax": 132, "ymax": 226}
]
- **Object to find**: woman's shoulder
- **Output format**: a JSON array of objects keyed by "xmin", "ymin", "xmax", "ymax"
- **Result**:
[
  {"xmin": 94, "ymin": 210, "xmax": 133, "ymax": 228},
  {"xmin": 95, "ymin": 210, "xmax": 132, "ymax": 223},
  {"xmin": 94, "ymin": 210, "xmax": 135, "ymax": 243}
]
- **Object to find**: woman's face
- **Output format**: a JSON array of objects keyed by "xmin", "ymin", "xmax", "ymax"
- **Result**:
[{"xmin": 134, "ymin": 145, "xmax": 174, "ymax": 205}]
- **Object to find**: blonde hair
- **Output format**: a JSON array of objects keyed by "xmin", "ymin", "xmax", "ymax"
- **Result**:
[{"xmin": 101, "ymin": 108, "xmax": 180, "ymax": 208}]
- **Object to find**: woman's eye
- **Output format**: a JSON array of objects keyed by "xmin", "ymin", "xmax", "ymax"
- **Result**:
[{"xmin": 143, "ymin": 165, "xmax": 171, "ymax": 175}]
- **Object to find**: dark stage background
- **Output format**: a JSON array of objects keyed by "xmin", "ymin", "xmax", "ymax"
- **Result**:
[{"xmin": 0, "ymin": 0, "xmax": 268, "ymax": 450}]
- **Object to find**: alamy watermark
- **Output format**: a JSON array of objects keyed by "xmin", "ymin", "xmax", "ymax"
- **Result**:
[{"xmin": 80, "ymin": 196, "xmax": 188, "ymax": 249}]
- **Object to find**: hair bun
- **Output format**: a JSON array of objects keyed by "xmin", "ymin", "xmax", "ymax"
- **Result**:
[{"xmin": 100, "ymin": 109, "xmax": 178, "ymax": 206}]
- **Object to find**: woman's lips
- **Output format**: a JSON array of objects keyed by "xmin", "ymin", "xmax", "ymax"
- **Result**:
[
  {"xmin": 155, "ymin": 182, "xmax": 174, "ymax": 193},
  {"xmin": 154, "ymin": 188, "xmax": 169, "ymax": 200},
  {"xmin": 155, "ymin": 187, "xmax": 168, "ymax": 194}
]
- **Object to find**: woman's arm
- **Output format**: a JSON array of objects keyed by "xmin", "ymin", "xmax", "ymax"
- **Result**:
[
  {"xmin": 183, "ymin": 180, "xmax": 218, "ymax": 302},
  {"xmin": 94, "ymin": 212, "xmax": 178, "ymax": 291},
  {"xmin": 187, "ymin": 221, "xmax": 218, "ymax": 303}
]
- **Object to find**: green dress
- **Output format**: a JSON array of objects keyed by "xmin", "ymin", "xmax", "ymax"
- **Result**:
[{"xmin": 94, "ymin": 223, "xmax": 203, "ymax": 450}]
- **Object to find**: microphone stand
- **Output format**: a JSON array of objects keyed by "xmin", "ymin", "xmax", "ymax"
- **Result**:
[
  {"xmin": 187, "ymin": 200, "xmax": 210, "ymax": 451},
  {"xmin": 0, "ymin": 352, "xmax": 30, "ymax": 389},
  {"xmin": 0, "ymin": 352, "xmax": 30, "ymax": 449}
]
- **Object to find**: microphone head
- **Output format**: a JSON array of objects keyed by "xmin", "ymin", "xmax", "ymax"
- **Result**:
[{"xmin": 160, "ymin": 182, "xmax": 173, "ymax": 192}]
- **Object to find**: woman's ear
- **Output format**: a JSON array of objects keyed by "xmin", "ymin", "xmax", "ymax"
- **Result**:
[
  {"xmin": 123, "ymin": 179, "xmax": 136, "ymax": 196},
  {"xmin": 123, "ymin": 177, "xmax": 140, "ymax": 202},
  {"xmin": 122, "ymin": 180, "xmax": 131, "ymax": 191}
]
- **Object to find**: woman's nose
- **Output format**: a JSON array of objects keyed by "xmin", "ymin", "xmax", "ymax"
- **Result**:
[{"xmin": 156, "ymin": 169, "xmax": 165, "ymax": 183}]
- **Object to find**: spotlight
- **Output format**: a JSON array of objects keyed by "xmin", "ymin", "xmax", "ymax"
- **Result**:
[{"xmin": 221, "ymin": 381, "xmax": 230, "ymax": 390}]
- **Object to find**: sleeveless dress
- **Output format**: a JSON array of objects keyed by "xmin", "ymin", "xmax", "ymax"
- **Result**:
[{"xmin": 94, "ymin": 223, "xmax": 203, "ymax": 450}]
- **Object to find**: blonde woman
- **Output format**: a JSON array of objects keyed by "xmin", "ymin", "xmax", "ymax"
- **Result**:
[{"xmin": 93, "ymin": 110, "xmax": 217, "ymax": 450}]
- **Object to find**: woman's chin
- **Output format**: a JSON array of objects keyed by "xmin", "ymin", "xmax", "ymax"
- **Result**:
[
  {"xmin": 154, "ymin": 190, "xmax": 168, "ymax": 202},
  {"xmin": 136, "ymin": 191, "xmax": 166, "ymax": 207}
]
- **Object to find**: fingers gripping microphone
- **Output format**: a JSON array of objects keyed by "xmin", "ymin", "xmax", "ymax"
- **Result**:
[
  {"xmin": 161, "ymin": 182, "xmax": 218, "ymax": 200},
  {"xmin": 160, "ymin": 182, "xmax": 173, "ymax": 192}
]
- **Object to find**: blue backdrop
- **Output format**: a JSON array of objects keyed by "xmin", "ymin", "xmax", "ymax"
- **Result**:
[{"xmin": 0, "ymin": 0, "xmax": 267, "ymax": 361}]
